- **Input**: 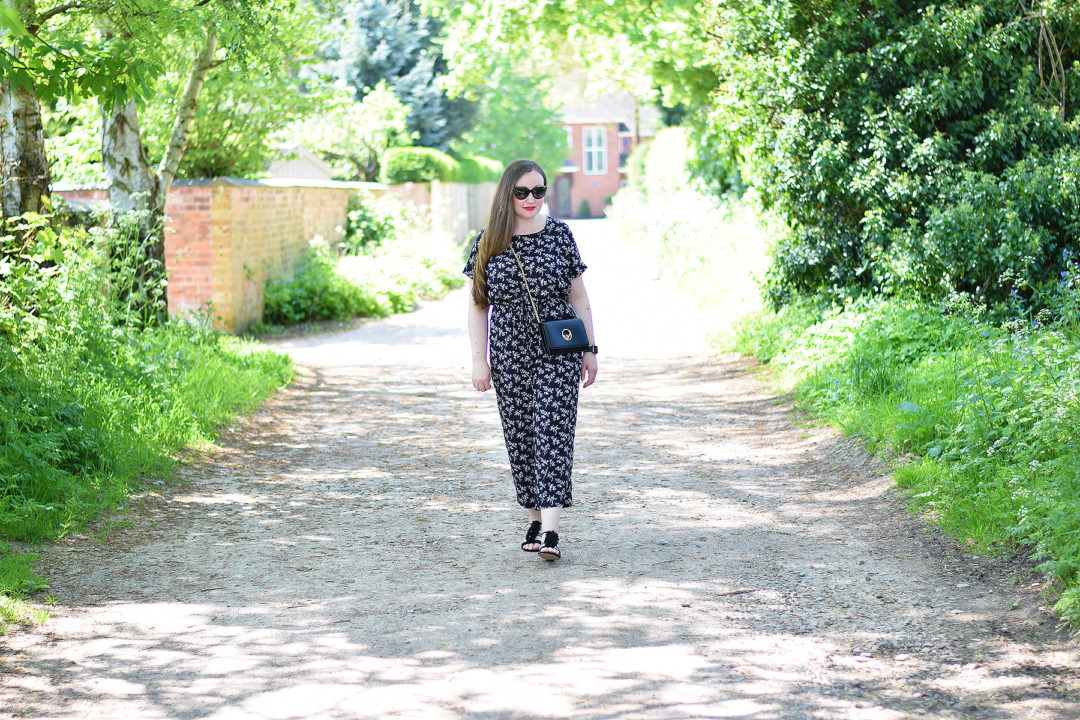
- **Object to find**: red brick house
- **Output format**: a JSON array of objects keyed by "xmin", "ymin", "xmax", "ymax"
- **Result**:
[{"xmin": 548, "ymin": 89, "xmax": 660, "ymax": 218}]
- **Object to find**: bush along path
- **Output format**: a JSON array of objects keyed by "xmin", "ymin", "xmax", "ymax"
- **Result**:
[{"xmin": 1, "ymin": 220, "xmax": 1077, "ymax": 719}]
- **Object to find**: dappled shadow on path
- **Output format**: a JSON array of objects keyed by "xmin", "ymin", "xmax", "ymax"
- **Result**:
[{"xmin": 3, "ymin": 353, "xmax": 1077, "ymax": 719}]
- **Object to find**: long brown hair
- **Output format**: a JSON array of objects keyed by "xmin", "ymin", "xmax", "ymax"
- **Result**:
[{"xmin": 471, "ymin": 159, "xmax": 547, "ymax": 309}]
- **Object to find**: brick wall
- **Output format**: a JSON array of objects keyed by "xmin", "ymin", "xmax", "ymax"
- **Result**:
[
  {"xmin": 53, "ymin": 178, "xmax": 491, "ymax": 334},
  {"xmin": 55, "ymin": 179, "xmax": 382, "ymax": 333}
]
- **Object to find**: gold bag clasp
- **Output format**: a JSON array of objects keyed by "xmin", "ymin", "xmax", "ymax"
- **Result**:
[{"xmin": 561, "ymin": 328, "xmax": 573, "ymax": 341}]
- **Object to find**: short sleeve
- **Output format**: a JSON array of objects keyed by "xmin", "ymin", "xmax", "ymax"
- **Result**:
[
  {"xmin": 565, "ymin": 225, "xmax": 587, "ymax": 279},
  {"xmin": 463, "ymin": 230, "xmax": 483, "ymax": 278}
]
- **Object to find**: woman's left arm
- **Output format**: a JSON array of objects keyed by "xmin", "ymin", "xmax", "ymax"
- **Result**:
[{"xmin": 568, "ymin": 275, "xmax": 598, "ymax": 388}]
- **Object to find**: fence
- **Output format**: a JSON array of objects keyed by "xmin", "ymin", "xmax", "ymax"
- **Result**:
[
  {"xmin": 54, "ymin": 178, "xmax": 496, "ymax": 333},
  {"xmin": 386, "ymin": 180, "xmax": 496, "ymax": 244}
]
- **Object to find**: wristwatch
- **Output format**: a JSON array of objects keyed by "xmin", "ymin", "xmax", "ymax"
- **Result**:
[{"xmin": 585, "ymin": 345, "xmax": 598, "ymax": 354}]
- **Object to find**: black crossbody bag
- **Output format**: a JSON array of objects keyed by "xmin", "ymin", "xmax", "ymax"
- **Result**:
[{"xmin": 509, "ymin": 244, "xmax": 592, "ymax": 355}]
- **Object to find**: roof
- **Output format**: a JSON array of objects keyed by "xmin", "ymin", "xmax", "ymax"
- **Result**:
[
  {"xmin": 268, "ymin": 145, "xmax": 336, "ymax": 181},
  {"xmin": 549, "ymin": 75, "xmax": 661, "ymax": 137}
]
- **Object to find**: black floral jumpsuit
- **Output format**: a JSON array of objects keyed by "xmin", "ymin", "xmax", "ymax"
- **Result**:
[{"xmin": 464, "ymin": 217, "xmax": 588, "ymax": 509}]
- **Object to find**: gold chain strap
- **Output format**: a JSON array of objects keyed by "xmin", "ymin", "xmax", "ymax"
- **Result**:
[{"xmin": 508, "ymin": 244, "xmax": 543, "ymax": 326}]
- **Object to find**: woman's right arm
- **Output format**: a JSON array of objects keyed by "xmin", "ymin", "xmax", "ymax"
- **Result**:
[{"xmin": 468, "ymin": 298, "xmax": 492, "ymax": 392}]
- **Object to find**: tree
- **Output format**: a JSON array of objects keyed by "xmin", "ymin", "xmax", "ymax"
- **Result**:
[
  {"xmin": 3, "ymin": 0, "xmax": 305, "ymax": 319},
  {"xmin": 95, "ymin": 0, "xmax": 308, "ymax": 321},
  {"xmin": 0, "ymin": 1, "xmax": 47, "ymax": 215},
  {"xmin": 432, "ymin": 0, "xmax": 1080, "ymax": 310},
  {"xmin": 450, "ymin": 60, "xmax": 567, "ymax": 176},
  {"xmin": 137, "ymin": 6, "xmax": 327, "ymax": 179},
  {"xmin": 98, "ymin": 26, "xmax": 216, "ymax": 316},
  {"xmin": 427, "ymin": 0, "xmax": 714, "ymax": 185},
  {"xmin": 294, "ymin": 82, "xmax": 412, "ymax": 180},
  {"xmin": 320, "ymin": 0, "xmax": 475, "ymax": 149},
  {"xmin": 426, "ymin": 0, "xmax": 715, "ymax": 109},
  {"xmin": 0, "ymin": 0, "xmax": 150, "ymax": 216},
  {"xmin": 705, "ymin": 0, "xmax": 1080, "ymax": 307},
  {"xmin": 44, "ymin": 98, "xmax": 105, "ymax": 187},
  {"xmin": 46, "ymin": 4, "xmax": 328, "ymax": 184}
]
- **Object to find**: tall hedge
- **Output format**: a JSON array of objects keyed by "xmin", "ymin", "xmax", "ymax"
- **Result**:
[{"xmin": 706, "ymin": 1, "xmax": 1080, "ymax": 309}]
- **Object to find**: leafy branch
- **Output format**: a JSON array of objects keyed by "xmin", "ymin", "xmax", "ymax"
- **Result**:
[{"xmin": 1015, "ymin": 0, "xmax": 1074, "ymax": 119}]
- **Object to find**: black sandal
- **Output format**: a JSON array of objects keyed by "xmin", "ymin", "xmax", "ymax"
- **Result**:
[
  {"xmin": 538, "ymin": 531, "xmax": 561, "ymax": 561},
  {"xmin": 521, "ymin": 521, "xmax": 542, "ymax": 552}
]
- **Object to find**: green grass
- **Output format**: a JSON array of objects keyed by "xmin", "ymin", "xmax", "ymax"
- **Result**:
[
  {"xmin": 0, "ymin": 212, "xmax": 293, "ymax": 631},
  {"xmin": 0, "ymin": 323, "xmax": 292, "ymax": 544},
  {"xmin": 735, "ymin": 297, "xmax": 1080, "ymax": 625},
  {"xmin": 0, "ymin": 544, "xmax": 49, "ymax": 632},
  {"xmin": 336, "ymin": 230, "xmax": 465, "ymax": 309}
]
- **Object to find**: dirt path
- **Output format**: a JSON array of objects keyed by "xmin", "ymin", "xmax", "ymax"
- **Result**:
[{"xmin": 2, "ymin": 219, "xmax": 1078, "ymax": 719}]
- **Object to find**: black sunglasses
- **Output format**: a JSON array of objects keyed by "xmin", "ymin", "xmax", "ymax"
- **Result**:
[{"xmin": 513, "ymin": 185, "xmax": 547, "ymax": 200}]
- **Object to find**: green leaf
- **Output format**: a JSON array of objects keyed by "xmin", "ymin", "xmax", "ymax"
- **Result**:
[
  {"xmin": 897, "ymin": 401, "xmax": 925, "ymax": 415},
  {"xmin": 0, "ymin": 5, "xmax": 29, "ymax": 36}
]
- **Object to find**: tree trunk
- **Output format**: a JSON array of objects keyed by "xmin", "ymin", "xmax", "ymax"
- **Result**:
[
  {"xmin": 101, "ymin": 96, "xmax": 167, "ymax": 323},
  {"xmin": 0, "ymin": 0, "xmax": 50, "ymax": 218},
  {"xmin": 101, "ymin": 96, "xmax": 161, "ymax": 214},
  {"xmin": 100, "ymin": 31, "xmax": 218, "ymax": 324},
  {"xmin": 157, "ymin": 31, "xmax": 218, "ymax": 192}
]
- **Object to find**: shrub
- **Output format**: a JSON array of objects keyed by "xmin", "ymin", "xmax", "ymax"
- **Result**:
[
  {"xmin": 454, "ymin": 155, "xmax": 502, "ymax": 183},
  {"xmin": 577, "ymin": 200, "xmax": 592, "ymax": 218},
  {"xmin": 337, "ymin": 249, "xmax": 460, "ymax": 310},
  {"xmin": 262, "ymin": 196, "xmax": 467, "ymax": 329},
  {"xmin": 262, "ymin": 245, "xmax": 393, "ymax": 324},
  {"xmin": 625, "ymin": 128, "xmax": 697, "ymax": 205},
  {"xmin": 706, "ymin": 1, "xmax": 1080, "ymax": 310},
  {"xmin": 342, "ymin": 193, "xmax": 400, "ymax": 253},
  {"xmin": 380, "ymin": 147, "xmax": 460, "ymax": 183},
  {"xmin": 609, "ymin": 127, "xmax": 771, "ymax": 343},
  {"xmin": 336, "ymin": 210, "xmax": 467, "ymax": 313}
]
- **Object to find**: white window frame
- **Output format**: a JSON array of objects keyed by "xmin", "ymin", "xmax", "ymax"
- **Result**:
[
  {"xmin": 565, "ymin": 127, "xmax": 573, "ymax": 148},
  {"xmin": 583, "ymin": 126, "xmax": 607, "ymax": 176}
]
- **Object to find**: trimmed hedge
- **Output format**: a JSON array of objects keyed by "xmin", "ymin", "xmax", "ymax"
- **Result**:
[
  {"xmin": 380, "ymin": 147, "xmax": 459, "ymax": 183},
  {"xmin": 454, "ymin": 155, "xmax": 502, "ymax": 183}
]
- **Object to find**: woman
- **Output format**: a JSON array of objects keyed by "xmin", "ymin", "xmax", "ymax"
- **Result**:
[{"xmin": 464, "ymin": 159, "xmax": 598, "ymax": 562}]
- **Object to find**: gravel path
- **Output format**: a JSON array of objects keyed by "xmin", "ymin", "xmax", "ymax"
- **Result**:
[{"xmin": 2, "ymin": 219, "xmax": 1078, "ymax": 719}]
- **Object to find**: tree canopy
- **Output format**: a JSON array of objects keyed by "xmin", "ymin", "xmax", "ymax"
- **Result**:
[
  {"xmin": 426, "ymin": 0, "xmax": 714, "ymax": 106},
  {"xmin": 13, "ymin": 0, "xmax": 1080, "ymax": 317},
  {"xmin": 294, "ymin": 82, "xmax": 412, "ymax": 181},
  {"xmin": 137, "ymin": 4, "xmax": 327, "ymax": 179},
  {"xmin": 433, "ymin": 0, "xmax": 1080, "ymax": 311},
  {"xmin": 450, "ymin": 59, "xmax": 568, "ymax": 175},
  {"xmin": 708, "ymin": 0, "xmax": 1080, "ymax": 307}
]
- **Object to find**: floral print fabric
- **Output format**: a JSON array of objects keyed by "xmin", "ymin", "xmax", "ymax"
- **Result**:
[{"xmin": 464, "ymin": 216, "xmax": 587, "ymax": 508}]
